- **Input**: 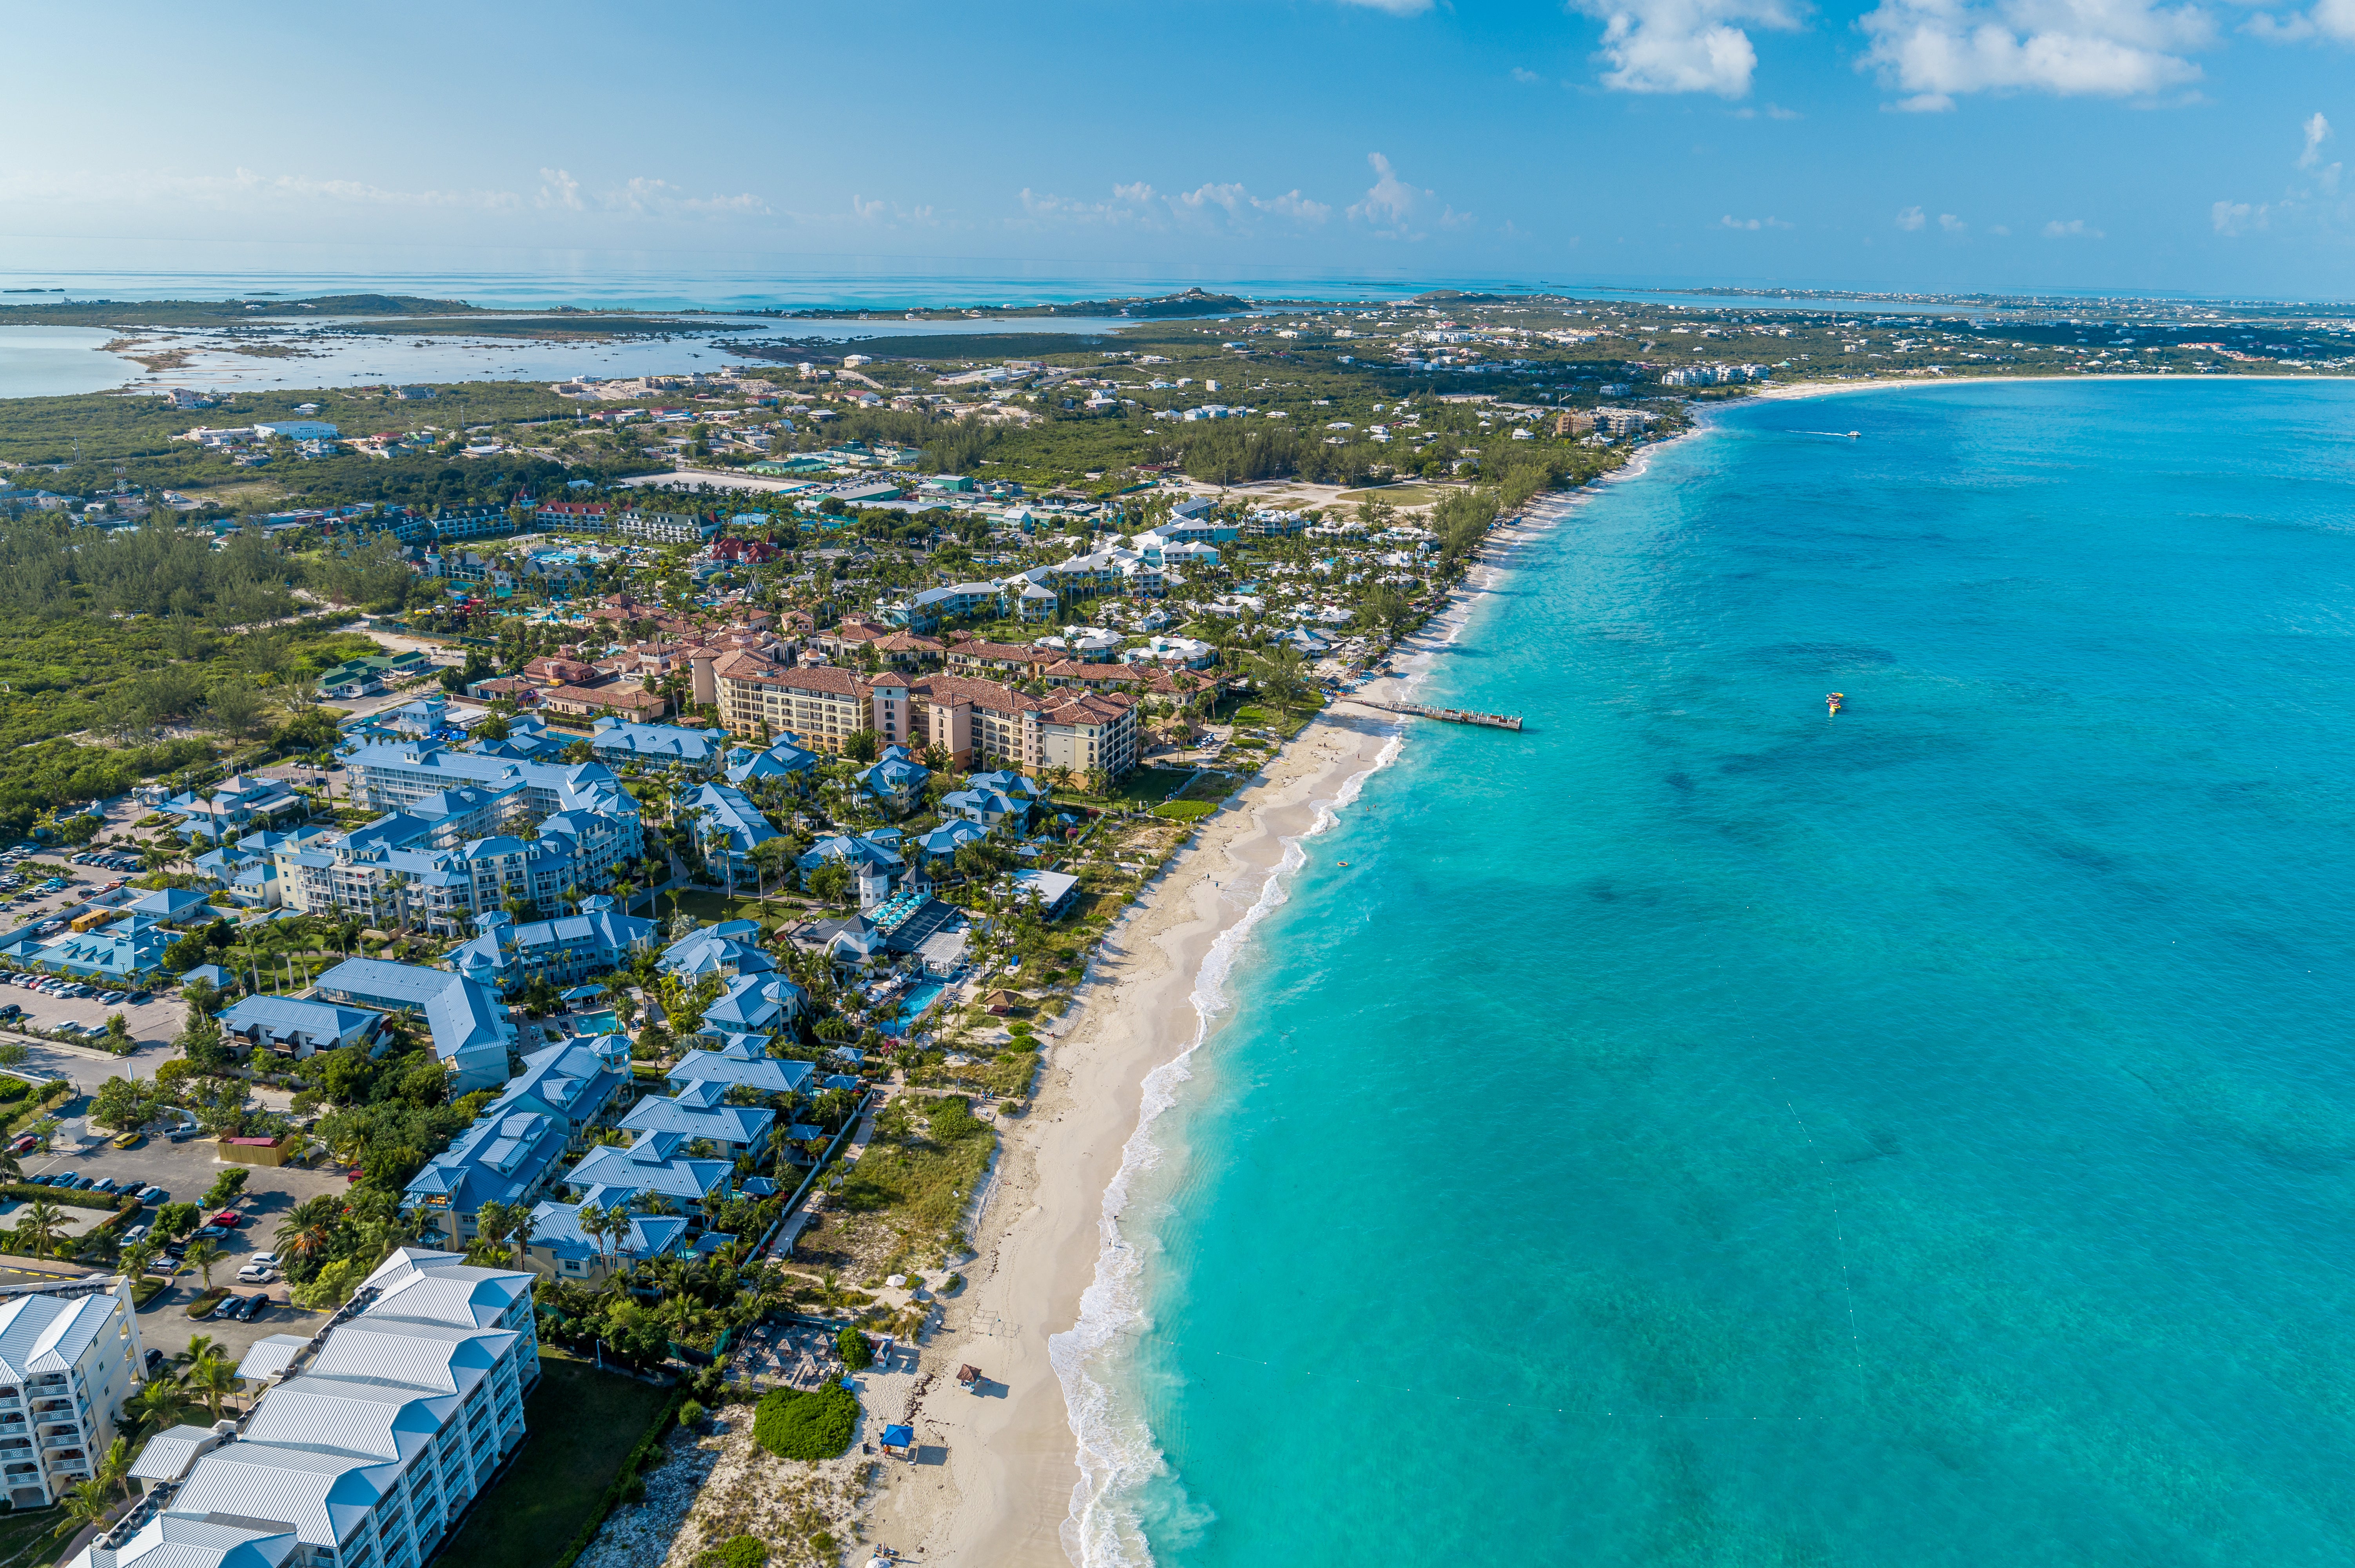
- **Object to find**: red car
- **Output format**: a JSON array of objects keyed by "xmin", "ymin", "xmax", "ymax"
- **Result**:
[
  {"xmin": 211, "ymin": 1209, "xmax": 244, "ymax": 1229},
  {"xmin": 8, "ymin": 1135, "xmax": 34, "ymax": 1155}
]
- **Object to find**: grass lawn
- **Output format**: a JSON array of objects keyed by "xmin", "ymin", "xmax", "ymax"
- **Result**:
[
  {"xmin": 668, "ymin": 889, "xmax": 812, "ymax": 927},
  {"xmin": 436, "ymin": 1358, "xmax": 671, "ymax": 1568},
  {"xmin": 0, "ymin": 1504, "xmax": 65, "ymax": 1568}
]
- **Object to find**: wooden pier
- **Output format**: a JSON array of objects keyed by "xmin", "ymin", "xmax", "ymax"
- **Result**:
[{"xmin": 1334, "ymin": 697, "xmax": 1524, "ymax": 731}]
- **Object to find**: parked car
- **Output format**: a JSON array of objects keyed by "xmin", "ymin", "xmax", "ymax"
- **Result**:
[
  {"xmin": 8, "ymin": 1135, "xmax": 35, "ymax": 1154},
  {"xmin": 245, "ymin": 1252, "xmax": 279, "ymax": 1272},
  {"xmin": 110, "ymin": 1132, "xmax": 140, "ymax": 1150},
  {"xmin": 191, "ymin": 1225, "xmax": 227, "ymax": 1242},
  {"xmin": 142, "ymin": 1348, "xmax": 164, "ymax": 1374},
  {"xmin": 136, "ymin": 1185, "xmax": 168, "ymax": 1204},
  {"xmin": 86, "ymin": 1176, "xmax": 114, "ymax": 1193},
  {"xmin": 210, "ymin": 1210, "xmax": 243, "ymax": 1229},
  {"xmin": 120, "ymin": 1224, "xmax": 149, "ymax": 1245},
  {"xmin": 236, "ymin": 1264, "xmax": 275, "ymax": 1285},
  {"xmin": 165, "ymin": 1126, "xmax": 197, "ymax": 1143}
]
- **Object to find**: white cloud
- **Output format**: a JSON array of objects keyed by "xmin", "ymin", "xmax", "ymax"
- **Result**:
[
  {"xmin": 2212, "ymin": 199, "xmax": 2269, "ymax": 233},
  {"xmin": 536, "ymin": 169, "xmax": 582, "ymax": 211},
  {"xmin": 1334, "ymin": 0, "xmax": 1433, "ymax": 11},
  {"xmin": 1175, "ymin": 182, "xmax": 1334, "ymax": 224},
  {"xmin": 1511, "ymin": 65, "xmax": 1546, "ymax": 81},
  {"xmin": 1568, "ymin": 0, "xmax": 1803, "ymax": 97},
  {"xmin": 1721, "ymin": 212, "xmax": 1794, "ymax": 227},
  {"xmin": 1990, "ymin": 222, "xmax": 2012, "ymax": 233},
  {"xmin": 1896, "ymin": 204, "xmax": 1927, "ymax": 229},
  {"xmin": 1940, "ymin": 211, "xmax": 1968, "ymax": 231},
  {"xmin": 2300, "ymin": 111, "xmax": 2332, "ymax": 166},
  {"xmin": 1858, "ymin": 0, "xmax": 2212, "ymax": 109},
  {"xmin": 1348, "ymin": 152, "xmax": 1436, "ymax": 236},
  {"xmin": 2043, "ymin": 217, "xmax": 2105, "ymax": 237},
  {"xmin": 1020, "ymin": 178, "xmax": 1332, "ymax": 232},
  {"xmin": 2245, "ymin": 0, "xmax": 2355, "ymax": 39},
  {"xmin": 0, "ymin": 166, "xmax": 523, "ymax": 211}
]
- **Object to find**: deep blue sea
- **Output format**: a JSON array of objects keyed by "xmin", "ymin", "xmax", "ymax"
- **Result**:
[{"xmin": 1085, "ymin": 379, "xmax": 2355, "ymax": 1566}]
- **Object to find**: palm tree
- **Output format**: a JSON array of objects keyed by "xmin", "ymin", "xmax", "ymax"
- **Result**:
[
  {"xmin": 14, "ymin": 1198, "xmax": 63, "ymax": 1259},
  {"xmin": 275, "ymin": 1196, "xmax": 337, "ymax": 1265},
  {"xmin": 184, "ymin": 1238, "xmax": 221, "ymax": 1289},
  {"xmin": 601, "ymin": 1203, "xmax": 634, "ymax": 1271},
  {"xmin": 96, "ymin": 1436, "xmax": 132, "ymax": 1503},
  {"xmin": 125, "ymin": 1377, "xmax": 194, "ymax": 1440},
  {"xmin": 186, "ymin": 1352, "xmax": 237, "ymax": 1421},
  {"xmin": 119, "ymin": 1240, "xmax": 160, "ymax": 1279},
  {"xmin": 51, "ymin": 1477, "xmax": 111, "ymax": 1541}
]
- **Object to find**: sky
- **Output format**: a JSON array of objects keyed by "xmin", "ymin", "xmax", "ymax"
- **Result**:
[{"xmin": 5, "ymin": 0, "xmax": 2353, "ymax": 300}]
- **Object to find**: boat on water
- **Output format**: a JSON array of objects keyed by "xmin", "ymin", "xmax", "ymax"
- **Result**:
[{"xmin": 1827, "ymin": 692, "xmax": 1845, "ymax": 715}]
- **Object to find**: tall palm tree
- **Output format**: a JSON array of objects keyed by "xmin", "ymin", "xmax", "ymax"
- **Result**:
[
  {"xmin": 14, "ymin": 1198, "xmax": 63, "ymax": 1259},
  {"xmin": 119, "ymin": 1240, "xmax": 160, "ymax": 1280},
  {"xmin": 96, "ymin": 1436, "xmax": 132, "ymax": 1503},
  {"xmin": 186, "ymin": 1352, "xmax": 237, "ymax": 1421},
  {"xmin": 184, "ymin": 1238, "xmax": 221, "ymax": 1289},
  {"xmin": 275, "ymin": 1198, "xmax": 337, "ymax": 1266},
  {"xmin": 125, "ymin": 1377, "xmax": 194, "ymax": 1440},
  {"xmin": 51, "ymin": 1478, "xmax": 111, "ymax": 1541}
]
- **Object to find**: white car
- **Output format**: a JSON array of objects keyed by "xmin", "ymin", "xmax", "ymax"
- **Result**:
[{"xmin": 237, "ymin": 1264, "xmax": 277, "ymax": 1283}]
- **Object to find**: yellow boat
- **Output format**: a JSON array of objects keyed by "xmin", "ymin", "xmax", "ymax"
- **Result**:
[{"xmin": 1827, "ymin": 692, "xmax": 1845, "ymax": 715}]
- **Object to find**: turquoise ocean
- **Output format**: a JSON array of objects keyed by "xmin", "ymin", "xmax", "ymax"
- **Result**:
[{"xmin": 1069, "ymin": 379, "xmax": 2355, "ymax": 1566}]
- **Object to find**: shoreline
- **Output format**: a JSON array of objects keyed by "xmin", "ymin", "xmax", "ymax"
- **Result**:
[
  {"xmin": 859, "ymin": 490, "xmax": 1585, "ymax": 1567},
  {"xmin": 1745, "ymin": 369, "xmax": 2353, "ymax": 403}
]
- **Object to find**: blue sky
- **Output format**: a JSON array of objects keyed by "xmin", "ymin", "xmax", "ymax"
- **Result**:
[{"xmin": 7, "ymin": 0, "xmax": 2352, "ymax": 298}]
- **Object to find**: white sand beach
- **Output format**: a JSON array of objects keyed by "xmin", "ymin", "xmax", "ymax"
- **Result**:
[{"xmin": 858, "ymin": 492, "xmax": 1579, "ymax": 1566}]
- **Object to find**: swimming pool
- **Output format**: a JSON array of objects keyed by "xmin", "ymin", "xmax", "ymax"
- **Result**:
[
  {"xmin": 570, "ymin": 1010, "xmax": 619, "ymax": 1036},
  {"xmin": 892, "ymin": 980, "xmax": 948, "ymax": 1033}
]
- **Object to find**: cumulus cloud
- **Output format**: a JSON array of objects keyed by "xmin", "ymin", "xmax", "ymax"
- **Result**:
[
  {"xmin": 1176, "ymin": 182, "xmax": 1334, "ymax": 223},
  {"xmin": 1511, "ymin": 65, "xmax": 1546, "ymax": 81},
  {"xmin": 1896, "ymin": 204, "xmax": 1927, "ymax": 229},
  {"xmin": 1348, "ymin": 152, "xmax": 1437, "ymax": 236},
  {"xmin": 0, "ymin": 166, "xmax": 524, "ymax": 211},
  {"xmin": 2043, "ymin": 217, "xmax": 2105, "ymax": 237},
  {"xmin": 2212, "ymin": 199, "xmax": 2269, "ymax": 234},
  {"xmin": 1568, "ymin": 0, "xmax": 1804, "ymax": 97},
  {"xmin": 1721, "ymin": 213, "xmax": 1794, "ymax": 227},
  {"xmin": 2245, "ymin": 0, "xmax": 2355, "ymax": 39},
  {"xmin": 1858, "ymin": 0, "xmax": 2212, "ymax": 110},
  {"xmin": 537, "ymin": 169, "xmax": 582, "ymax": 211},
  {"xmin": 2300, "ymin": 111, "xmax": 2332, "ymax": 166},
  {"xmin": 1940, "ymin": 211, "xmax": 1968, "ymax": 231},
  {"xmin": 1020, "ymin": 178, "xmax": 1333, "ymax": 232}
]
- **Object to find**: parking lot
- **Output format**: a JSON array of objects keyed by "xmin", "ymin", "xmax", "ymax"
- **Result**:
[
  {"xmin": 0, "ymin": 984, "xmax": 186, "ymax": 1058},
  {"xmin": 2, "ymin": 1117, "xmax": 350, "ymax": 1361}
]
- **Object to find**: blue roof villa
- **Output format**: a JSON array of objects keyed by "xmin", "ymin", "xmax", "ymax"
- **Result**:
[
  {"xmin": 617, "ymin": 1079, "xmax": 774, "ymax": 1158},
  {"xmin": 0, "ymin": 913, "xmax": 172, "ymax": 982},
  {"xmin": 561, "ymin": 1131, "xmax": 737, "ymax": 1210},
  {"xmin": 520, "ymin": 1200, "xmax": 688, "ymax": 1283},
  {"xmin": 217, "ymin": 995, "xmax": 383, "ymax": 1060},
  {"xmin": 402, "ymin": 1107, "xmax": 573, "ymax": 1249},
  {"xmin": 666, "ymin": 1034, "xmax": 814, "ymax": 1100},
  {"xmin": 685, "ymin": 782, "xmax": 785, "ymax": 890},
  {"xmin": 659, "ymin": 919, "xmax": 776, "ymax": 982},
  {"xmin": 696, "ymin": 972, "xmax": 810, "ymax": 1039},
  {"xmin": 314, "ymin": 958, "xmax": 517, "ymax": 1091},
  {"xmin": 588, "ymin": 717, "xmax": 729, "ymax": 774},
  {"xmin": 449, "ymin": 896, "xmax": 656, "ymax": 996},
  {"xmin": 724, "ymin": 738, "xmax": 821, "ymax": 788},
  {"xmin": 855, "ymin": 745, "xmax": 931, "ymax": 815},
  {"xmin": 403, "ymin": 1035, "xmax": 631, "ymax": 1249}
]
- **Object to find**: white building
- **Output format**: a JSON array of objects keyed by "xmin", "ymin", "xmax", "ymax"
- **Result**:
[
  {"xmin": 617, "ymin": 510, "xmax": 721, "ymax": 545},
  {"xmin": 0, "ymin": 1276, "xmax": 146, "ymax": 1508},
  {"xmin": 85, "ymin": 1250, "xmax": 535, "ymax": 1568},
  {"xmin": 253, "ymin": 421, "xmax": 340, "ymax": 441}
]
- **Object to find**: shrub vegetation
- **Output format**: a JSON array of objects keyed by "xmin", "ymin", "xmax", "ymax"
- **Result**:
[{"xmin": 751, "ymin": 1384, "xmax": 859, "ymax": 1461}]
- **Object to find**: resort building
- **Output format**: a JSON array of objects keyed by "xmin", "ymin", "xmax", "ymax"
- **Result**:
[
  {"xmin": 100, "ymin": 1250, "xmax": 536, "ymax": 1568},
  {"xmin": 517, "ymin": 1201, "xmax": 688, "ymax": 1283},
  {"xmin": 559, "ymin": 1131, "xmax": 737, "ymax": 1212},
  {"xmin": 616, "ymin": 510, "xmax": 720, "ymax": 545},
  {"xmin": 666, "ymin": 1033, "xmax": 815, "ymax": 1100},
  {"xmin": 660, "ymin": 919, "xmax": 777, "ymax": 982},
  {"xmin": 617, "ymin": 1079, "xmax": 774, "ymax": 1159},
  {"xmin": 216, "ymin": 995, "xmax": 384, "ymax": 1060},
  {"xmin": 586, "ymin": 718, "xmax": 729, "ymax": 775},
  {"xmin": 448, "ymin": 897, "xmax": 656, "ymax": 996},
  {"xmin": 313, "ymin": 960, "xmax": 517, "ymax": 1091},
  {"xmin": 0, "ymin": 1276, "xmax": 145, "ymax": 1509},
  {"xmin": 684, "ymin": 782, "xmax": 786, "ymax": 889},
  {"xmin": 403, "ymin": 1036, "xmax": 631, "ymax": 1246}
]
